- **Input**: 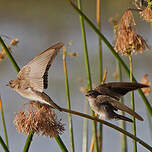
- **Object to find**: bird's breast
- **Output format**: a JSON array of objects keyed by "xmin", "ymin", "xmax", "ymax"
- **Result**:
[
  {"xmin": 88, "ymin": 97, "xmax": 101, "ymax": 114},
  {"xmin": 87, "ymin": 97, "xmax": 109, "ymax": 120},
  {"xmin": 16, "ymin": 88, "xmax": 42, "ymax": 101}
]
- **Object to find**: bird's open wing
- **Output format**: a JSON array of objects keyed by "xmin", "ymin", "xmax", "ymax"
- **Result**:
[
  {"xmin": 95, "ymin": 82, "xmax": 149, "ymax": 100},
  {"xmin": 96, "ymin": 95, "xmax": 144, "ymax": 121},
  {"xmin": 17, "ymin": 42, "xmax": 64, "ymax": 92}
]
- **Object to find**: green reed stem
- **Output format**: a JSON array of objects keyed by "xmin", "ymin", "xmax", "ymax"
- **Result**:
[
  {"xmin": 117, "ymin": 61, "xmax": 127, "ymax": 152},
  {"xmin": 76, "ymin": 0, "xmax": 92, "ymax": 90},
  {"xmin": 147, "ymin": 0, "xmax": 152, "ymax": 31},
  {"xmin": 0, "ymin": 136, "xmax": 9, "ymax": 152},
  {"xmin": 0, "ymin": 97, "xmax": 9, "ymax": 148},
  {"xmin": 63, "ymin": 52, "xmax": 75, "ymax": 152},
  {"xmin": 96, "ymin": 0, "xmax": 103, "ymax": 83},
  {"xmin": 0, "ymin": 36, "xmax": 34, "ymax": 152},
  {"xmin": 23, "ymin": 131, "xmax": 34, "ymax": 152},
  {"xmin": 96, "ymin": 0, "xmax": 103, "ymax": 151},
  {"xmin": 0, "ymin": 36, "xmax": 68, "ymax": 152},
  {"xmin": 0, "ymin": 36, "xmax": 20, "ymax": 72},
  {"xmin": 128, "ymin": 54, "xmax": 137, "ymax": 152},
  {"xmin": 62, "ymin": 108, "xmax": 152, "ymax": 151},
  {"xmin": 82, "ymin": 100, "xmax": 88, "ymax": 152},
  {"xmin": 65, "ymin": 0, "xmax": 152, "ymax": 116},
  {"xmin": 77, "ymin": 0, "xmax": 98, "ymax": 152},
  {"xmin": 54, "ymin": 136, "xmax": 69, "ymax": 152},
  {"xmin": 146, "ymin": 109, "xmax": 152, "ymax": 140}
]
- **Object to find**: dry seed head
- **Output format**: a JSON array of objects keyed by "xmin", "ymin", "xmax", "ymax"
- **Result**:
[
  {"xmin": 10, "ymin": 38, "xmax": 19, "ymax": 46},
  {"xmin": 108, "ymin": 15, "xmax": 119, "ymax": 26},
  {"xmin": 13, "ymin": 101, "xmax": 64, "ymax": 138},
  {"xmin": 119, "ymin": 10, "xmax": 136, "ymax": 28},
  {"xmin": 140, "ymin": 7, "xmax": 152, "ymax": 22},
  {"xmin": 140, "ymin": 74, "xmax": 151, "ymax": 96},
  {"xmin": 68, "ymin": 52, "xmax": 78, "ymax": 57},
  {"xmin": 0, "ymin": 54, "xmax": 5, "ymax": 61},
  {"xmin": 115, "ymin": 28, "xmax": 149, "ymax": 55},
  {"xmin": 114, "ymin": 10, "xmax": 149, "ymax": 55},
  {"xmin": 68, "ymin": 41, "xmax": 72, "ymax": 46},
  {"xmin": 0, "ymin": 44, "xmax": 11, "ymax": 61}
]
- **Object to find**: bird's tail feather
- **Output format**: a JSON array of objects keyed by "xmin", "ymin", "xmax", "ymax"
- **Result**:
[{"xmin": 42, "ymin": 92, "xmax": 63, "ymax": 111}]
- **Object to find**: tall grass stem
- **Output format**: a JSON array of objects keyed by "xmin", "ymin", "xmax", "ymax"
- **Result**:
[
  {"xmin": 0, "ymin": 97, "xmax": 9, "ymax": 147},
  {"xmin": 0, "ymin": 37, "xmax": 20, "ymax": 72},
  {"xmin": 63, "ymin": 51, "xmax": 75, "ymax": 152},
  {"xmin": 54, "ymin": 136, "xmax": 69, "ymax": 152},
  {"xmin": 128, "ymin": 54, "xmax": 137, "ymax": 152},
  {"xmin": 96, "ymin": 0, "xmax": 103, "ymax": 150},
  {"xmin": 117, "ymin": 61, "xmax": 128, "ymax": 152},
  {"xmin": 0, "ymin": 136, "xmax": 9, "ymax": 152},
  {"xmin": 77, "ymin": 0, "xmax": 98, "ymax": 151},
  {"xmin": 23, "ymin": 131, "xmax": 34, "ymax": 152},
  {"xmin": 147, "ymin": 0, "xmax": 152, "ymax": 31}
]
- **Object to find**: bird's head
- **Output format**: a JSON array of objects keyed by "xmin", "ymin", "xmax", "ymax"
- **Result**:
[
  {"xmin": 85, "ymin": 90, "xmax": 99, "ymax": 98},
  {"xmin": 7, "ymin": 80, "xmax": 19, "ymax": 89}
]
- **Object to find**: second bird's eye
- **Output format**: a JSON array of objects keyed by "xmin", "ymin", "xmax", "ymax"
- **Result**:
[{"xmin": 104, "ymin": 105, "xmax": 109, "ymax": 110}]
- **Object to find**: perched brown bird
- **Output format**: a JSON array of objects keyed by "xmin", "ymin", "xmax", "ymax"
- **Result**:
[
  {"xmin": 86, "ymin": 82, "xmax": 149, "ymax": 122},
  {"xmin": 7, "ymin": 42, "xmax": 64, "ymax": 111}
]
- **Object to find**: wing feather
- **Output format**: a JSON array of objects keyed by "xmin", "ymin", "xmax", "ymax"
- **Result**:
[
  {"xmin": 96, "ymin": 95, "xmax": 144, "ymax": 121},
  {"xmin": 95, "ymin": 82, "xmax": 149, "ymax": 100},
  {"xmin": 17, "ymin": 42, "xmax": 64, "ymax": 92}
]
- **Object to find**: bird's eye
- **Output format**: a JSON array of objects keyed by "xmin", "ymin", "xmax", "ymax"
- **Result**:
[{"xmin": 104, "ymin": 105, "xmax": 109, "ymax": 111}]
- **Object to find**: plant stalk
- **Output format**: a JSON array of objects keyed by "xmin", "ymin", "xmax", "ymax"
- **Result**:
[
  {"xmin": 0, "ymin": 36, "xmax": 20, "ymax": 72},
  {"xmin": 96, "ymin": 0, "xmax": 103, "ymax": 151},
  {"xmin": 77, "ymin": 0, "xmax": 98, "ymax": 152},
  {"xmin": 63, "ymin": 51, "xmax": 75, "ymax": 152},
  {"xmin": 54, "ymin": 136, "xmax": 69, "ymax": 152},
  {"xmin": 128, "ymin": 54, "xmax": 137, "ymax": 152},
  {"xmin": 117, "ymin": 61, "xmax": 127, "ymax": 152},
  {"xmin": 147, "ymin": 0, "xmax": 152, "ymax": 31},
  {"xmin": 23, "ymin": 131, "xmax": 34, "ymax": 152},
  {"xmin": 0, "ymin": 136, "xmax": 9, "ymax": 152},
  {"xmin": 0, "ymin": 97, "xmax": 9, "ymax": 147}
]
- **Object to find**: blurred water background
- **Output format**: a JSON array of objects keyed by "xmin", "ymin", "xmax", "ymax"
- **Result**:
[{"xmin": 0, "ymin": 0, "xmax": 152, "ymax": 151}]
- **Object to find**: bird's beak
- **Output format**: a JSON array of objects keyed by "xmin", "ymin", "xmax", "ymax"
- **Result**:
[{"xmin": 6, "ymin": 84, "xmax": 8, "ymax": 86}]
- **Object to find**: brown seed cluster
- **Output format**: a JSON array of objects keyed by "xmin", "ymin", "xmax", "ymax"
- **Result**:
[
  {"xmin": 10, "ymin": 38, "xmax": 19, "ymax": 46},
  {"xmin": 0, "ymin": 38, "xmax": 19, "ymax": 61},
  {"xmin": 140, "ymin": 74, "xmax": 151, "ymax": 96},
  {"xmin": 0, "ymin": 45, "xmax": 11, "ymax": 61},
  {"xmin": 114, "ymin": 10, "xmax": 149, "ymax": 55},
  {"xmin": 62, "ymin": 42, "xmax": 78, "ymax": 57},
  {"xmin": 13, "ymin": 101, "xmax": 64, "ymax": 138},
  {"xmin": 140, "ymin": 7, "xmax": 152, "ymax": 22}
]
